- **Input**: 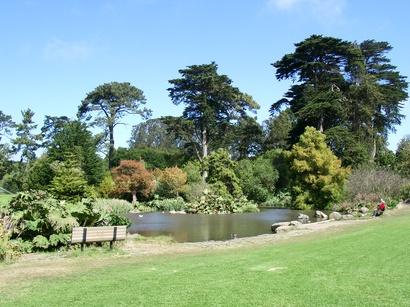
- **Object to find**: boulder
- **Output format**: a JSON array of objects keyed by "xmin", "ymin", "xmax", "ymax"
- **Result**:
[
  {"xmin": 359, "ymin": 207, "xmax": 369, "ymax": 214},
  {"xmin": 289, "ymin": 220, "xmax": 302, "ymax": 227},
  {"xmin": 342, "ymin": 214, "xmax": 354, "ymax": 220},
  {"xmin": 275, "ymin": 225, "xmax": 296, "ymax": 233},
  {"xmin": 271, "ymin": 222, "xmax": 290, "ymax": 232},
  {"xmin": 315, "ymin": 210, "xmax": 328, "ymax": 219},
  {"xmin": 329, "ymin": 212, "xmax": 342, "ymax": 220},
  {"xmin": 297, "ymin": 214, "xmax": 310, "ymax": 221}
]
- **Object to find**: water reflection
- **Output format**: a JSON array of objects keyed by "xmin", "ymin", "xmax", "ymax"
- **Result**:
[{"xmin": 128, "ymin": 208, "xmax": 319, "ymax": 242}]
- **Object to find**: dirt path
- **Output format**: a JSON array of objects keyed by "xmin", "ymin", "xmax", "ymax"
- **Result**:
[{"xmin": 1, "ymin": 204, "xmax": 409, "ymax": 292}]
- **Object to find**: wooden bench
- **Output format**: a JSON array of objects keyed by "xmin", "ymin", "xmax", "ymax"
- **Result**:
[{"xmin": 71, "ymin": 226, "xmax": 127, "ymax": 250}]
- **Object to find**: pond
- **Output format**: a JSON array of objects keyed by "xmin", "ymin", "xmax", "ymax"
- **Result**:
[{"xmin": 128, "ymin": 208, "xmax": 321, "ymax": 242}]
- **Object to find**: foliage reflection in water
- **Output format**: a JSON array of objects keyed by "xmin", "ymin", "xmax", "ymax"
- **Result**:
[{"xmin": 128, "ymin": 208, "xmax": 320, "ymax": 242}]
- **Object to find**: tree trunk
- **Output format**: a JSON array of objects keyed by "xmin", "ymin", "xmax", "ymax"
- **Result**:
[
  {"xmin": 132, "ymin": 190, "xmax": 137, "ymax": 204},
  {"xmin": 318, "ymin": 117, "xmax": 324, "ymax": 133},
  {"xmin": 202, "ymin": 128, "xmax": 208, "ymax": 181},
  {"xmin": 108, "ymin": 124, "xmax": 115, "ymax": 169},
  {"xmin": 370, "ymin": 137, "xmax": 377, "ymax": 162}
]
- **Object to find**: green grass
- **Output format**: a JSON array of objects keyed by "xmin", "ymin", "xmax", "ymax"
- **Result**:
[
  {"xmin": 0, "ymin": 194, "xmax": 13, "ymax": 207},
  {"xmin": 2, "ymin": 213, "xmax": 410, "ymax": 306}
]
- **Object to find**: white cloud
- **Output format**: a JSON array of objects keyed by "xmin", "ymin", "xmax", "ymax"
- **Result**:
[
  {"xmin": 43, "ymin": 39, "xmax": 92, "ymax": 61},
  {"xmin": 267, "ymin": 0, "xmax": 346, "ymax": 23}
]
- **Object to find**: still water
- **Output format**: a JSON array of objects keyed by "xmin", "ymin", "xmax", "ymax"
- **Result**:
[{"xmin": 128, "ymin": 208, "xmax": 319, "ymax": 242}]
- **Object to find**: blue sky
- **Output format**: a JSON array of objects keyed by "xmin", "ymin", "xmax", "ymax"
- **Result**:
[{"xmin": 1, "ymin": 0, "xmax": 409, "ymax": 150}]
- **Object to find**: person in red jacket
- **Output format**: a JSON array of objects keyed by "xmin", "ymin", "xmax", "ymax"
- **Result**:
[{"xmin": 373, "ymin": 199, "xmax": 386, "ymax": 217}]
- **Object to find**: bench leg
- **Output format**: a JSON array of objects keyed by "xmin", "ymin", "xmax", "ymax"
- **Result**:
[
  {"xmin": 110, "ymin": 241, "xmax": 113, "ymax": 249},
  {"xmin": 81, "ymin": 243, "xmax": 84, "ymax": 251}
]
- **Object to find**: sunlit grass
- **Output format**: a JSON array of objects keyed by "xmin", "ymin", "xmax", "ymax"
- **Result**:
[{"xmin": 2, "ymin": 212, "xmax": 410, "ymax": 306}]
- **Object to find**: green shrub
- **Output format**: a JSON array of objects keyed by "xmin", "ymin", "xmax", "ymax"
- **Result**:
[
  {"xmin": 183, "ymin": 161, "xmax": 203, "ymax": 183},
  {"xmin": 49, "ymin": 161, "xmax": 93, "ymax": 202},
  {"xmin": 183, "ymin": 182, "xmax": 209, "ymax": 203},
  {"xmin": 400, "ymin": 184, "xmax": 410, "ymax": 202},
  {"xmin": 206, "ymin": 149, "xmax": 243, "ymax": 198},
  {"xmin": 93, "ymin": 198, "xmax": 133, "ymax": 226},
  {"xmin": 236, "ymin": 158, "xmax": 278, "ymax": 203},
  {"xmin": 147, "ymin": 196, "xmax": 187, "ymax": 211},
  {"xmin": 0, "ymin": 194, "xmax": 13, "ymax": 210},
  {"xmin": 0, "ymin": 224, "xmax": 21, "ymax": 261},
  {"xmin": 345, "ymin": 167, "xmax": 409, "ymax": 207},
  {"xmin": 96, "ymin": 172, "xmax": 116, "ymax": 198},
  {"xmin": 262, "ymin": 192, "xmax": 292, "ymax": 208},
  {"xmin": 154, "ymin": 167, "xmax": 187, "ymax": 198},
  {"xmin": 4, "ymin": 192, "xmax": 132, "ymax": 253},
  {"xmin": 7, "ymin": 191, "xmax": 78, "ymax": 251},
  {"xmin": 134, "ymin": 203, "xmax": 156, "ymax": 213},
  {"xmin": 186, "ymin": 188, "xmax": 259, "ymax": 214}
]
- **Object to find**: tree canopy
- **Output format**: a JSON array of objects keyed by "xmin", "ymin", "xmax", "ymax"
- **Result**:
[
  {"xmin": 272, "ymin": 35, "xmax": 408, "ymax": 166},
  {"xmin": 78, "ymin": 82, "xmax": 151, "ymax": 168},
  {"xmin": 167, "ymin": 62, "xmax": 259, "ymax": 166}
]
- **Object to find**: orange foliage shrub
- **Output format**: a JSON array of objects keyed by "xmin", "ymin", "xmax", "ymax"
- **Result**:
[{"xmin": 112, "ymin": 160, "xmax": 155, "ymax": 202}]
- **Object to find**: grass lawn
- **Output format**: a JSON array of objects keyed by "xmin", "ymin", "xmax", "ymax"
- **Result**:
[
  {"xmin": 0, "ymin": 194, "xmax": 13, "ymax": 207},
  {"xmin": 2, "ymin": 211, "xmax": 410, "ymax": 306}
]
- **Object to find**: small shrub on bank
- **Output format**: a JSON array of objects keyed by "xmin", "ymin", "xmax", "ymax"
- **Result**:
[
  {"xmin": 147, "ymin": 196, "xmax": 187, "ymax": 211},
  {"xmin": 186, "ymin": 188, "xmax": 259, "ymax": 214},
  {"xmin": 262, "ymin": 191, "xmax": 292, "ymax": 208},
  {"xmin": 154, "ymin": 167, "xmax": 187, "ymax": 198},
  {"xmin": 183, "ymin": 182, "xmax": 209, "ymax": 203},
  {"xmin": 93, "ymin": 198, "xmax": 133, "ymax": 226},
  {"xmin": 0, "ymin": 224, "xmax": 21, "ymax": 261},
  {"xmin": 344, "ymin": 167, "xmax": 409, "ymax": 208},
  {"xmin": 1, "ymin": 192, "xmax": 134, "ymax": 256},
  {"xmin": 400, "ymin": 184, "xmax": 410, "ymax": 202}
]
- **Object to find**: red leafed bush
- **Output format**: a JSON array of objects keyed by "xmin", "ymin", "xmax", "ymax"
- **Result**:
[{"xmin": 112, "ymin": 160, "xmax": 155, "ymax": 203}]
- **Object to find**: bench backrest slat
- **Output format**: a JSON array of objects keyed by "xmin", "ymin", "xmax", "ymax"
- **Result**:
[{"xmin": 71, "ymin": 226, "xmax": 127, "ymax": 243}]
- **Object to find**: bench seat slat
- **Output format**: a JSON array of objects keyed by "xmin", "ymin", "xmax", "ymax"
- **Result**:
[{"xmin": 71, "ymin": 226, "xmax": 127, "ymax": 243}]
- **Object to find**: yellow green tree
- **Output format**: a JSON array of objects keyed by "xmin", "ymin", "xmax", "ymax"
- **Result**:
[
  {"xmin": 289, "ymin": 127, "xmax": 349, "ymax": 209},
  {"xmin": 154, "ymin": 167, "xmax": 187, "ymax": 197}
]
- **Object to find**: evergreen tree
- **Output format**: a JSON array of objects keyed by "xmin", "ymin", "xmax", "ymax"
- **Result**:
[
  {"xmin": 288, "ymin": 127, "xmax": 349, "ymax": 209},
  {"xmin": 396, "ymin": 136, "xmax": 410, "ymax": 177},
  {"xmin": 48, "ymin": 121, "xmax": 104, "ymax": 185},
  {"xmin": 12, "ymin": 109, "xmax": 42, "ymax": 163},
  {"xmin": 167, "ymin": 62, "xmax": 259, "ymax": 179},
  {"xmin": 78, "ymin": 82, "xmax": 151, "ymax": 168}
]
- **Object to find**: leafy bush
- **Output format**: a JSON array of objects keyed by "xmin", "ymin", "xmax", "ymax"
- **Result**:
[
  {"xmin": 112, "ymin": 160, "xmax": 156, "ymax": 203},
  {"xmin": 96, "ymin": 172, "xmax": 116, "ymax": 198},
  {"xmin": 147, "ymin": 196, "xmax": 187, "ymax": 211},
  {"xmin": 400, "ymin": 184, "xmax": 410, "ymax": 202},
  {"xmin": 236, "ymin": 157, "xmax": 278, "ymax": 203},
  {"xmin": 396, "ymin": 136, "xmax": 410, "ymax": 177},
  {"xmin": 6, "ymin": 191, "xmax": 78, "ymax": 251},
  {"xmin": 183, "ymin": 182, "xmax": 209, "ymax": 203},
  {"xmin": 134, "ymin": 203, "xmax": 156, "ymax": 213},
  {"xmin": 183, "ymin": 161, "xmax": 203, "ymax": 183},
  {"xmin": 345, "ymin": 167, "xmax": 409, "ymax": 206},
  {"xmin": 93, "ymin": 198, "xmax": 133, "ymax": 226},
  {"xmin": 262, "ymin": 192, "xmax": 292, "ymax": 208},
  {"xmin": 1, "ymin": 192, "xmax": 132, "ymax": 254},
  {"xmin": 206, "ymin": 149, "xmax": 243, "ymax": 198},
  {"xmin": 186, "ymin": 188, "xmax": 259, "ymax": 214},
  {"xmin": 154, "ymin": 167, "xmax": 187, "ymax": 198},
  {"xmin": 49, "ymin": 161, "xmax": 93, "ymax": 202},
  {"xmin": 0, "ymin": 224, "xmax": 21, "ymax": 261}
]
